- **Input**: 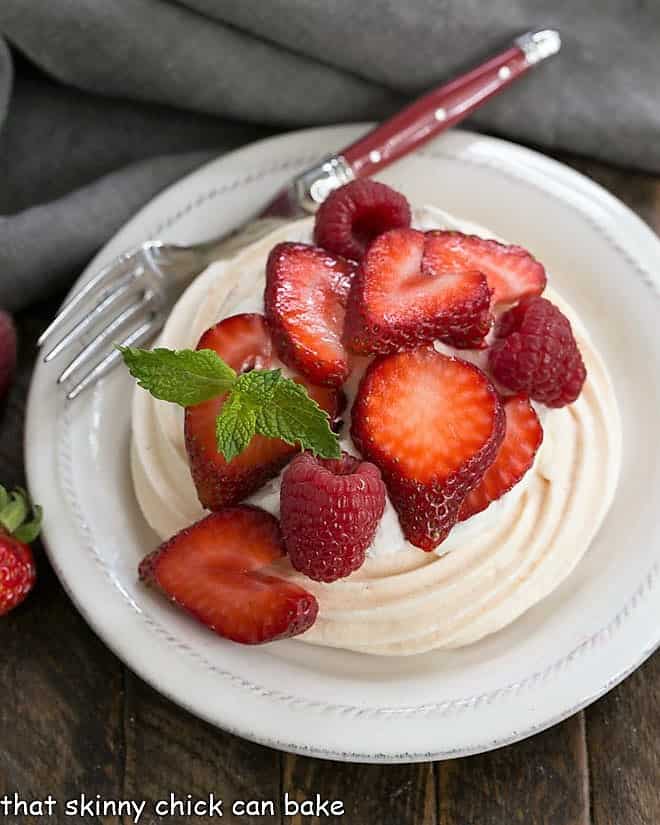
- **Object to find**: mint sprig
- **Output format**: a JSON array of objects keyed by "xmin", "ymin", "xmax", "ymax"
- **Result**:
[
  {"xmin": 119, "ymin": 346, "xmax": 236, "ymax": 405},
  {"xmin": 119, "ymin": 346, "xmax": 341, "ymax": 462},
  {"xmin": 214, "ymin": 392, "xmax": 257, "ymax": 462}
]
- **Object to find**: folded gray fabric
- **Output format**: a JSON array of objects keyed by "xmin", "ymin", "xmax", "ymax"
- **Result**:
[
  {"xmin": 0, "ymin": 152, "xmax": 214, "ymax": 310},
  {"xmin": 0, "ymin": 38, "xmax": 10, "ymax": 127},
  {"xmin": 1, "ymin": 1, "xmax": 659, "ymax": 310},
  {"xmin": 0, "ymin": 55, "xmax": 266, "ymax": 214}
]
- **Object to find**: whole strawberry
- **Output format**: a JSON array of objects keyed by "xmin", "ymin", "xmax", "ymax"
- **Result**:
[
  {"xmin": 0, "ymin": 310, "xmax": 17, "ymax": 400},
  {"xmin": 488, "ymin": 296, "xmax": 586, "ymax": 407},
  {"xmin": 0, "ymin": 486, "xmax": 42, "ymax": 616},
  {"xmin": 280, "ymin": 451, "xmax": 386, "ymax": 582}
]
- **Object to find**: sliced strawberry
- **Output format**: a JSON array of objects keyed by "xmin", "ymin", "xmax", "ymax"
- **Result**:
[
  {"xmin": 424, "ymin": 231, "xmax": 546, "ymax": 307},
  {"xmin": 139, "ymin": 507, "xmax": 318, "ymax": 644},
  {"xmin": 265, "ymin": 242, "xmax": 356, "ymax": 387},
  {"xmin": 197, "ymin": 310, "xmax": 273, "ymax": 373},
  {"xmin": 351, "ymin": 348, "xmax": 504, "ymax": 550},
  {"xmin": 459, "ymin": 394, "xmax": 543, "ymax": 521},
  {"xmin": 344, "ymin": 228, "xmax": 492, "ymax": 355},
  {"xmin": 185, "ymin": 313, "xmax": 340, "ymax": 510}
]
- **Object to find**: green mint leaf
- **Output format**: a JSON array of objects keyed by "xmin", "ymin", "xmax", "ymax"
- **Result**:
[
  {"xmin": 120, "ymin": 345, "xmax": 340, "ymax": 462},
  {"xmin": 215, "ymin": 394, "xmax": 257, "ymax": 462},
  {"xmin": 233, "ymin": 369, "xmax": 341, "ymax": 459},
  {"xmin": 119, "ymin": 346, "xmax": 236, "ymax": 406}
]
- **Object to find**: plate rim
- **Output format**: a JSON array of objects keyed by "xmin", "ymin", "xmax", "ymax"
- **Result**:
[{"xmin": 26, "ymin": 125, "xmax": 660, "ymax": 762}]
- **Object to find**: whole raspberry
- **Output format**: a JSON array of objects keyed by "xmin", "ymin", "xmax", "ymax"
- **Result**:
[
  {"xmin": 313, "ymin": 179, "xmax": 411, "ymax": 261},
  {"xmin": 280, "ymin": 451, "xmax": 386, "ymax": 582},
  {"xmin": 488, "ymin": 296, "xmax": 587, "ymax": 407}
]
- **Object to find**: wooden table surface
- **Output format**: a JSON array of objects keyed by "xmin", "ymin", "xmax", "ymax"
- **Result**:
[{"xmin": 1, "ymin": 154, "xmax": 658, "ymax": 825}]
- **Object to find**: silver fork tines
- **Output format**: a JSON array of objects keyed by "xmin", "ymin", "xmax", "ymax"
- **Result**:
[
  {"xmin": 38, "ymin": 251, "xmax": 140, "ymax": 349},
  {"xmin": 38, "ymin": 240, "xmax": 224, "ymax": 400},
  {"xmin": 57, "ymin": 297, "xmax": 154, "ymax": 385},
  {"xmin": 65, "ymin": 319, "xmax": 159, "ymax": 401},
  {"xmin": 44, "ymin": 271, "xmax": 140, "ymax": 364}
]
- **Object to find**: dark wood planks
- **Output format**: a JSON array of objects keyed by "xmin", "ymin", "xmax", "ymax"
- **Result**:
[
  {"xmin": 282, "ymin": 755, "xmax": 436, "ymax": 825},
  {"xmin": 570, "ymin": 161, "xmax": 660, "ymax": 825},
  {"xmin": 0, "ymin": 307, "xmax": 125, "ymax": 824},
  {"xmin": 121, "ymin": 674, "xmax": 282, "ymax": 824},
  {"xmin": 436, "ymin": 715, "xmax": 589, "ymax": 825},
  {"xmin": 587, "ymin": 653, "xmax": 660, "ymax": 825}
]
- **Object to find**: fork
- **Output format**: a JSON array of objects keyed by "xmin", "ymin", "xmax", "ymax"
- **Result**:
[{"xmin": 39, "ymin": 29, "xmax": 560, "ymax": 400}]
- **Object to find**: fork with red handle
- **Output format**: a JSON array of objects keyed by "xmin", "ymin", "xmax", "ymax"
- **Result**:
[{"xmin": 39, "ymin": 28, "xmax": 560, "ymax": 400}]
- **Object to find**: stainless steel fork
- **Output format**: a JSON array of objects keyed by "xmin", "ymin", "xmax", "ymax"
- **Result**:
[
  {"xmin": 38, "ymin": 218, "xmax": 289, "ymax": 400},
  {"xmin": 38, "ymin": 29, "xmax": 560, "ymax": 400}
]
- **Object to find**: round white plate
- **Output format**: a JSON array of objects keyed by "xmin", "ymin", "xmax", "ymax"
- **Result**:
[{"xmin": 26, "ymin": 126, "xmax": 660, "ymax": 763}]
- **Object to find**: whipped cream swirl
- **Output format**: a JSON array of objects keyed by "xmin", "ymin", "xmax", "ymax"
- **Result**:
[{"xmin": 131, "ymin": 207, "xmax": 621, "ymax": 655}]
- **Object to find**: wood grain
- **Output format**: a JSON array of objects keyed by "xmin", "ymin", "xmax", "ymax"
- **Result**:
[
  {"xmin": 282, "ymin": 755, "xmax": 435, "ymax": 825},
  {"xmin": 0, "ymin": 305, "xmax": 125, "ymax": 824},
  {"xmin": 587, "ymin": 653, "xmax": 660, "ymax": 825},
  {"xmin": 566, "ymin": 160, "xmax": 660, "ymax": 825},
  {"xmin": 437, "ymin": 715, "xmax": 589, "ymax": 825},
  {"xmin": 121, "ymin": 674, "xmax": 281, "ymax": 824}
]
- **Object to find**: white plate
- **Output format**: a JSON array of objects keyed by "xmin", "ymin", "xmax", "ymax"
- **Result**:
[{"xmin": 26, "ymin": 126, "xmax": 660, "ymax": 763}]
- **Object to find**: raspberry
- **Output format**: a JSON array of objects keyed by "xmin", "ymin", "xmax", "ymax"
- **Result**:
[
  {"xmin": 488, "ymin": 296, "xmax": 587, "ymax": 408},
  {"xmin": 280, "ymin": 451, "xmax": 386, "ymax": 582},
  {"xmin": 313, "ymin": 179, "xmax": 411, "ymax": 261}
]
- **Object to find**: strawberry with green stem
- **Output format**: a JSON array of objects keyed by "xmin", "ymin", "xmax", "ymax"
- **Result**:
[{"xmin": 0, "ymin": 486, "xmax": 42, "ymax": 616}]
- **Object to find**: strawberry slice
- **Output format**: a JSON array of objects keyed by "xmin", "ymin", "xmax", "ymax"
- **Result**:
[
  {"xmin": 185, "ymin": 313, "xmax": 340, "ymax": 510},
  {"xmin": 265, "ymin": 242, "xmax": 357, "ymax": 387},
  {"xmin": 351, "ymin": 348, "xmax": 505, "ymax": 550},
  {"xmin": 424, "ymin": 231, "xmax": 546, "ymax": 307},
  {"xmin": 139, "ymin": 507, "xmax": 318, "ymax": 644},
  {"xmin": 459, "ymin": 394, "xmax": 543, "ymax": 521},
  {"xmin": 344, "ymin": 228, "xmax": 492, "ymax": 354}
]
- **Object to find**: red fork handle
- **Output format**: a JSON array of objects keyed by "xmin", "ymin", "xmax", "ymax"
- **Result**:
[
  {"xmin": 342, "ymin": 30, "xmax": 560, "ymax": 178},
  {"xmin": 260, "ymin": 30, "xmax": 560, "ymax": 217}
]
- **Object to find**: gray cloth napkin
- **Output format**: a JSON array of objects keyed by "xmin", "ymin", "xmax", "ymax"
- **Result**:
[{"xmin": 1, "ymin": 0, "xmax": 659, "ymax": 310}]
